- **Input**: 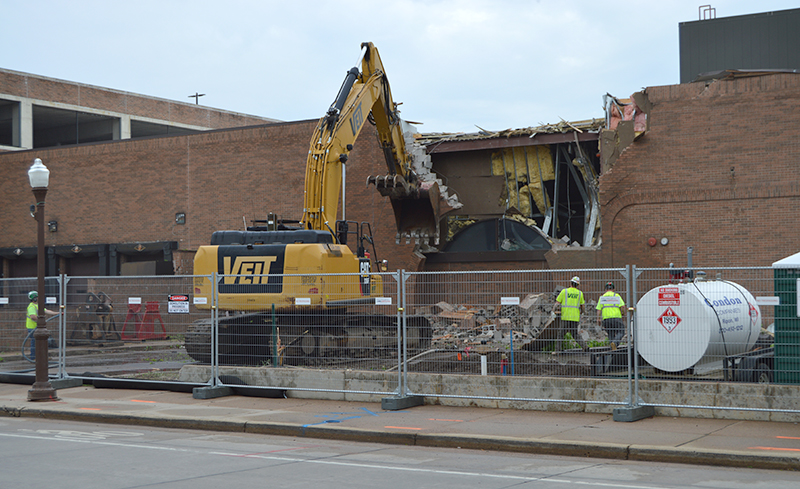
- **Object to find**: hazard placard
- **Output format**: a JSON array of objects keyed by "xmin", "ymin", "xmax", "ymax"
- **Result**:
[
  {"xmin": 658, "ymin": 287, "xmax": 680, "ymax": 306},
  {"xmin": 168, "ymin": 294, "xmax": 190, "ymax": 314},
  {"xmin": 658, "ymin": 307, "xmax": 682, "ymax": 333}
]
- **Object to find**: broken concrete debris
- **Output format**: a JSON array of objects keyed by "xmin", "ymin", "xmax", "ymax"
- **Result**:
[{"xmin": 423, "ymin": 291, "xmax": 612, "ymax": 353}]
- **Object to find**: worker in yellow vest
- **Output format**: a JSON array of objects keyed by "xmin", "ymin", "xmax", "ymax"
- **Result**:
[
  {"xmin": 25, "ymin": 290, "xmax": 57, "ymax": 361},
  {"xmin": 553, "ymin": 276, "xmax": 585, "ymax": 352},
  {"xmin": 596, "ymin": 282, "xmax": 626, "ymax": 349}
]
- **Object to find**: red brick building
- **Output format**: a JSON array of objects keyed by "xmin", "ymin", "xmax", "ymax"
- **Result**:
[
  {"xmin": 1, "ymin": 68, "xmax": 799, "ymax": 279},
  {"xmin": 596, "ymin": 73, "xmax": 800, "ymax": 269}
]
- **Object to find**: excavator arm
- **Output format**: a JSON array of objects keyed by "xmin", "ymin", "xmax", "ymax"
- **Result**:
[{"xmin": 301, "ymin": 42, "xmax": 441, "ymax": 244}]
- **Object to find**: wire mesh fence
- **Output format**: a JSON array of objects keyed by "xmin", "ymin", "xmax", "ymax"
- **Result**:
[
  {"xmin": 58, "ymin": 275, "xmax": 206, "ymax": 382},
  {"xmin": 631, "ymin": 266, "xmax": 799, "ymax": 414},
  {"xmin": 201, "ymin": 272, "xmax": 404, "ymax": 371},
  {"xmin": 0, "ymin": 276, "xmax": 61, "ymax": 375},
  {"xmin": 403, "ymin": 268, "xmax": 631, "ymax": 407},
  {"xmin": 1, "ymin": 265, "xmax": 797, "ymax": 416}
]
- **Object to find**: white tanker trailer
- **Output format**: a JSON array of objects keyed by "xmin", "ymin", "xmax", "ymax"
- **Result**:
[{"xmin": 636, "ymin": 278, "xmax": 762, "ymax": 373}]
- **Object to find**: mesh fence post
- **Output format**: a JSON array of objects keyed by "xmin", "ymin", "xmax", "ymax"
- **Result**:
[
  {"xmin": 211, "ymin": 272, "xmax": 220, "ymax": 387},
  {"xmin": 394, "ymin": 270, "xmax": 402, "ymax": 395},
  {"xmin": 47, "ymin": 274, "xmax": 81, "ymax": 389},
  {"xmin": 612, "ymin": 264, "xmax": 654, "ymax": 421},
  {"xmin": 271, "ymin": 304, "xmax": 278, "ymax": 368},
  {"xmin": 401, "ymin": 269, "xmax": 408, "ymax": 397},
  {"xmin": 56, "ymin": 274, "xmax": 67, "ymax": 380},
  {"xmin": 632, "ymin": 265, "xmax": 641, "ymax": 405},
  {"xmin": 381, "ymin": 269, "xmax": 424, "ymax": 410}
]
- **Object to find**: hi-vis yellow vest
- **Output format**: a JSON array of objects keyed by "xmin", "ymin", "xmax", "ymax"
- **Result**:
[
  {"xmin": 597, "ymin": 291, "xmax": 624, "ymax": 319},
  {"xmin": 26, "ymin": 302, "xmax": 37, "ymax": 329},
  {"xmin": 557, "ymin": 287, "xmax": 584, "ymax": 321}
]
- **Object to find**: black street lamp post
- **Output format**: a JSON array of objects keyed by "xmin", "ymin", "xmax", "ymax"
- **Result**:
[{"xmin": 27, "ymin": 158, "xmax": 57, "ymax": 402}]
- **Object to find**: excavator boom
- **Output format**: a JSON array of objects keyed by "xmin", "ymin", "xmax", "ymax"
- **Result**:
[
  {"xmin": 186, "ymin": 43, "xmax": 439, "ymax": 367},
  {"xmin": 301, "ymin": 42, "xmax": 441, "ymax": 244}
]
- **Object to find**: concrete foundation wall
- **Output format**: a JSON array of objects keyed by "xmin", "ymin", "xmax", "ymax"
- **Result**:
[{"xmin": 179, "ymin": 365, "xmax": 800, "ymax": 422}]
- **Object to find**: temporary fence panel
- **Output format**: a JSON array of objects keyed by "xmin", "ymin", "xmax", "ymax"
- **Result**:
[
  {"xmin": 402, "ymin": 268, "xmax": 631, "ymax": 408},
  {"xmin": 59, "ymin": 275, "xmax": 210, "ymax": 385},
  {"xmin": 633, "ymin": 266, "xmax": 799, "ymax": 415},
  {"xmin": 191, "ymin": 271, "xmax": 403, "ymax": 397},
  {"xmin": 0, "ymin": 277, "xmax": 61, "ymax": 376},
  {"xmin": 3, "ymin": 266, "xmax": 796, "ymax": 418}
]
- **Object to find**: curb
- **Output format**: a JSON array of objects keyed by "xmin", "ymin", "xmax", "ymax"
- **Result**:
[
  {"xmin": 415, "ymin": 433, "xmax": 629, "ymax": 460},
  {"xmin": 4, "ymin": 404, "xmax": 797, "ymax": 470},
  {"xmin": 628, "ymin": 445, "xmax": 800, "ymax": 471}
]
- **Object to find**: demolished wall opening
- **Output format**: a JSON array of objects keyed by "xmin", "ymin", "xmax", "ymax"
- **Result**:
[
  {"xmin": 437, "ymin": 138, "xmax": 600, "ymax": 251},
  {"xmin": 442, "ymin": 217, "xmax": 552, "ymax": 253}
]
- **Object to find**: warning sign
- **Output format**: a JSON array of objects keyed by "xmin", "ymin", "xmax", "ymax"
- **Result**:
[
  {"xmin": 168, "ymin": 294, "xmax": 190, "ymax": 314},
  {"xmin": 748, "ymin": 301, "xmax": 758, "ymax": 327},
  {"xmin": 658, "ymin": 307, "xmax": 682, "ymax": 333},
  {"xmin": 658, "ymin": 287, "xmax": 680, "ymax": 306}
]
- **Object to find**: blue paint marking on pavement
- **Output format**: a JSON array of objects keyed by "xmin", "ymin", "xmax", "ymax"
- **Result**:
[
  {"xmin": 325, "ymin": 416, "xmax": 360, "ymax": 423},
  {"xmin": 300, "ymin": 408, "xmax": 388, "ymax": 430},
  {"xmin": 302, "ymin": 414, "xmax": 361, "ymax": 428}
]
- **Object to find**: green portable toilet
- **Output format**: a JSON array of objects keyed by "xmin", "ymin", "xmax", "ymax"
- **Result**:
[{"xmin": 772, "ymin": 252, "xmax": 800, "ymax": 384}]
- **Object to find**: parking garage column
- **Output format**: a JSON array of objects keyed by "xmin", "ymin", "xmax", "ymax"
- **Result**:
[
  {"xmin": 113, "ymin": 115, "xmax": 131, "ymax": 140},
  {"xmin": 15, "ymin": 100, "xmax": 33, "ymax": 149}
]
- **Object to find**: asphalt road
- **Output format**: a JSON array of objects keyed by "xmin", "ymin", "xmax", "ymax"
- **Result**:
[{"xmin": 2, "ymin": 417, "xmax": 799, "ymax": 489}]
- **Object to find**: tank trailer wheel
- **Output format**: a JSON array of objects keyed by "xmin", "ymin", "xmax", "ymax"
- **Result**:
[{"xmin": 755, "ymin": 363, "xmax": 772, "ymax": 384}]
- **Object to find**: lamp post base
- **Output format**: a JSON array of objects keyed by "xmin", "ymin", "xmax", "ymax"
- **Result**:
[{"xmin": 28, "ymin": 381, "xmax": 58, "ymax": 402}]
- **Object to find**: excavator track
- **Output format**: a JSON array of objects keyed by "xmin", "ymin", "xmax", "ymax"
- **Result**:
[{"xmin": 185, "ymin": 307, "xmax": 432, "ymax": 366}]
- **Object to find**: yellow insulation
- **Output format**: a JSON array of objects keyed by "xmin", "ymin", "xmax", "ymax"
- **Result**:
[
  {"xmin": 446, "ymin": 217, "xmax": 477, "ymax": 241},
  {"xmin": 491, "ymin": 146, "xmax": 554, "ymax": 215}
]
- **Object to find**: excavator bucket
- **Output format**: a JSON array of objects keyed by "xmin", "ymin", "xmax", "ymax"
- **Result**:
[{"xmin": 369, "ymin": 175, "xmax": 442, "ymax": 245}]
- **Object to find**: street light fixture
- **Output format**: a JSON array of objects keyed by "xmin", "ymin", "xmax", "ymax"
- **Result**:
[{"xmin": 27, "ymin": 158, "xmax": 57, "ymax": 402}]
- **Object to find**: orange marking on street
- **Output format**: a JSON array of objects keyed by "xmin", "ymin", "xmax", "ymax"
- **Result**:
[
  {"xmin": 80, "ymin": 408, "xmax": 101, "ymax": 411},
  {"xmin": 428, "ymin": 418, "xmax": 464, "ymax": 422},
  {"xmin": 750, "ymin": 446, "xmax": 800, "ymax": 452},
  {"xmin": 131, "ymin": 400, "xmax": 156, "ymax": 403},
  {"xmin": 384, "ymin": 426, "xmax": 422, "ymax": 430},
  {"xmin": 776, "ymin": 436, "xmax": 800, "ymax": 440}
]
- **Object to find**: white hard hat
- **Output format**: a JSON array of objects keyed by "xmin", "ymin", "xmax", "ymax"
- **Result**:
[{"xmin": 571, "ymin": 276, "xmax": 580, "ymax": 285}]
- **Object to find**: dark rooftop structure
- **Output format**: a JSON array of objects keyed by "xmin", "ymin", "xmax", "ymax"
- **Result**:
[{"xmin": 679, "ymin": 7, "xmax": 800, "ymax": 83}]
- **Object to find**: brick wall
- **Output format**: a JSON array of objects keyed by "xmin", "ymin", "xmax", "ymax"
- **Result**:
[
  {"xmin": 0, "ymin": 120, "xmax": 420, "ymax": 273},
  {"xmin": 3, "ymin": 72, "xmax": 798, "ymax": 274},
  {"xmin": 598, "ymin": 74, "xmax": 800, "ymax": 268}
]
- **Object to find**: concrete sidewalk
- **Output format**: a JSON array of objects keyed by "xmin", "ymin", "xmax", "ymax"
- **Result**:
[{"xmin": 1, "ymin": 381, "xmax": 799, "ymax": 470}]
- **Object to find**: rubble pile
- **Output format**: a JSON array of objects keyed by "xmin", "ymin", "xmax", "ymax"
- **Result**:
[{"xmin": 418, "ymin": 290, "xmax": 609, "ymax": 354}]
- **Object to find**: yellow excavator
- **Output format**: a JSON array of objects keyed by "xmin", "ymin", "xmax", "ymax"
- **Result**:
[{"xmin": 186, "ymin": 42, "xmax": 440, "ymax": 365}]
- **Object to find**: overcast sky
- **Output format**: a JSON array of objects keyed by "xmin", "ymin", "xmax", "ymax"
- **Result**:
[{"xmin": 2, "ymin": 1, "xmax": 797, "ymax": 134}]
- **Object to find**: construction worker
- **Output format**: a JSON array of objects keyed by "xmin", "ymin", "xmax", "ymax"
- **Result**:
[
  {"xmin": 597, "ymin": 282, "xmax": 626, "ymax": 349},
  {"xmin": 553, "ymin": 276, "xmax": 585, "ymax": 352},
  {"xmin": 25, "ymin": 291, "xmax": 57, "ymax": 361}
]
